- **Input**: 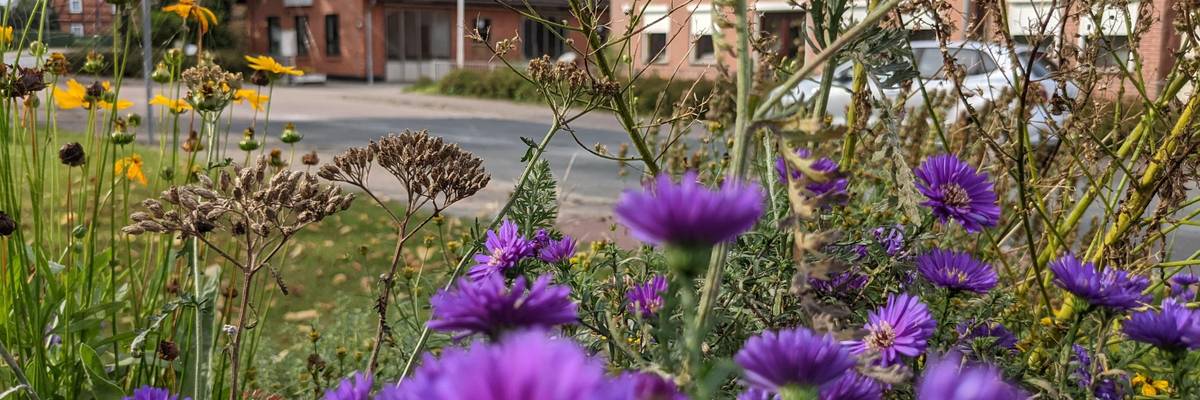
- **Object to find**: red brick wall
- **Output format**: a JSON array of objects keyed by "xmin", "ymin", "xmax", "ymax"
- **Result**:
[{"xmin": 51, "ymin": 0, "xmax": 117, "ymax": 36}]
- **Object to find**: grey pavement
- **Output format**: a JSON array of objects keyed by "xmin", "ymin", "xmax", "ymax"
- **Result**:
[{"xmin": 56, "ymin": 80, "xmax": 655, "ymax": 244}]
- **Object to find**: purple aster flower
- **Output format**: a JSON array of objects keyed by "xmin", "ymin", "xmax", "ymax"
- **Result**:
[
  {"xmin": 612, "ymin": 371, "xmax": 688, "ymax": 400},
  {"xmin": 539, "ymin": 236, "xmax": 576, "ymax": 264},
  {"xmin": 1071, "ymin": 344, "xmax": 1092, "ymax": 386},
  {"xmin": 626, "ymin": 275, "xmax": 669, "ymax": 318},
  {"xmin": 846, "ymin": 293, "xmax": 937, "ymax": 366},
  {"xmin": 1169, "ymin": 273, "xmax": 1199, "ymax": 299},
  {"xmin": 808, "ymin": 271, "xmax": 868, "ymax": 302},
  {"xmin": 916, "ymin": 353, "xmax": 1026, "ymax": 400},
  {"xmin": 324, "ymin": 372, "xmax": 372, "ymax": 400},
  {"xmin": 735, "ymin": 327, "xmax": 856, "ymax": 391},
  {"xmin": 917, "ymin": 249, "xmax": 998, "ymax": 294},
  {"xmin": 1122, "ymin": 297, "xmax": 1200, "ymax": 351},
  {"xmin": 1093, "ymin": 378, "xmax": 1124, "ymax": 400},
  {"xmin": 1049, "ymin": 253, "xmax": 1151, "ymax": 311},
  {"xmin": 852, "ymin": 244, "xmax": 869, "ymax": 260},
  {"xmin": 381, "ymin": 330, "xmax": 626, "ymax": 400},
  {"xmin": 775, "ymin": 148, "xmax": 849, "ymax": 199},
  {"xmin": 914, "ymin": 154, "xmax": 1001, "ymax": 232},
  {"xmin": 872, "ymin": 225, "xmax": 905, "ymax": 257},
  {"xmin": 124, "ymin": 387, "xmax": 190, "ymax": 400},
  {"xmin": 468, "ymin": 219, "xmax": 535, "ymax": 280},
  {"xmin": 819, "ymin": 372, "xmax": 882, "ymax": 400},
  {"xmin": 533, "ymin": 228, "xmax": 553, "ymax": 248},
  {"xmin": 429, "ymin": 274, "xmax": 577, "ymax": 338},
  {"xmin": 955, "ymin": 320, "xmax": 1017, "ymax": 352},
  {"xmin": 615, "ymin": 171, "xmax": 764, "ymax": 247}
]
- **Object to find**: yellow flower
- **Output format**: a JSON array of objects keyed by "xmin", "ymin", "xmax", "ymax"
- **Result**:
[
  {"xmin": 233, "ymin": 88, "xmax": 269, "ymax": 111},
  {"xmin": 115, "ymin": 154, "xmax": 148, "ymax": 185},
  {"xmin": 149, "ymin": 94, "xmax": 192, "ymax": 113},
  {"xmin": 53, "ymin": 79, "xmax": 133, "ymax": 110},
  {"xmin": 245, "ymin": 55, "xmax": 304, "ymax": 76},
  {"xmin": 163, "ymin": 0, "xmax": 218, "ymax": 33},
  {"xmin": 0, "ymin": 26, "xmax": 13, "ymax": 45},
  {"xmin": 1133, "ymin": 373, "xmax": 1170, "ymax": 396}
]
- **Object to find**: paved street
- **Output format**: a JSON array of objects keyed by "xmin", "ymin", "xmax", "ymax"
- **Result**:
[{"xmin": 57, "ymin": 80, "xmax": 653, "ymax": 243}]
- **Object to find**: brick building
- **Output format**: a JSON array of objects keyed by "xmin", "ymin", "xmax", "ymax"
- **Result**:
[
  {"xmin": 607, "ymin": 0, "xmax": 1181, "ymax": 95},
  {"xmin": 51, "ymin": 0, "xmax": 117, "ymax": 36},
  {"xmin": 243, "ymin": 0, "xmax": 593, "ymax": 81}
]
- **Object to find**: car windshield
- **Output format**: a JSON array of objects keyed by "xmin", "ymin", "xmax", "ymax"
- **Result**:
[{"xmin": 914, "ymin": 47, "xmax": 998, "ymax": 79}]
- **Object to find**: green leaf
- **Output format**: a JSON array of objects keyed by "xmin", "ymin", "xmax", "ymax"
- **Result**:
[
  {"xmin": 79, "ymin": 344, "xmax": 124, "ymax": 399},
  {"xmin": 509, "ymin": 159, "xmax": 559, "ymax": 234}
]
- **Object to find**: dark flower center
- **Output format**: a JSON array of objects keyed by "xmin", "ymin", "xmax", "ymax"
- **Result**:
[
  {"xmin": 866, "ymin": 322, "xmax": 897, "ymax": 350},
  {"xmin": 941, "ymin": 183, "xmax": 971, "ymax": 208}
]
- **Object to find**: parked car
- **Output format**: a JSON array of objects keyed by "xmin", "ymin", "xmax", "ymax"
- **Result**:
[{"xmin": 780, "ymin": 40, "xmax": 1081, "ymax": 143}]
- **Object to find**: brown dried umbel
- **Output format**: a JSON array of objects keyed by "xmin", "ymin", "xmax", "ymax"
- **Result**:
[
  {"xmin": 181, "ymin": 63, "xmax": 242, "ymax": 112},
  {"xmin": 320, "ymin": 130, "xmax": 487, "ymax": 373},
  {"xmin": 123, "ymin": 156, "xmax": 352, "ymax": 397}
]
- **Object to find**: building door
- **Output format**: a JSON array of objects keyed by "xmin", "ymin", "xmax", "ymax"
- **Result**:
[{"xmin": 386, "ymin": 9, "xmax": 452, "ymax": 61}]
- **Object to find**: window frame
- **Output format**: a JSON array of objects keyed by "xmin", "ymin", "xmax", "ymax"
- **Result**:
[
  {"xmin": 267, "ymin": 16, "xmax": 282, "ymax": 55},
  {"xmin": 68, "ymin": 0, "xmax": 83, "ymax": 14},
  {"xmin": 294, "ymin": 15, "xmax": 310, "ymax": 56},
  {"xmin": 69, "ymin": 23, "xmax": 85, "ymax": 36},
  {"xmin": 324, "ymin": 14, "xmax": 341, "ymax": 57}
]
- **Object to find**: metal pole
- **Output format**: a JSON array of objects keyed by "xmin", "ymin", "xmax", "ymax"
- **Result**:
[
  {"xmin": 141, "ymin": 0, "xmax": 154, "ymax": 142},
  {"xmin": 456, "ymin": 0, "xmax": 464, "ymax": 68},
  {"xmin": 366, "ymin": 0, "xmax": 374, "ymax": 84}
]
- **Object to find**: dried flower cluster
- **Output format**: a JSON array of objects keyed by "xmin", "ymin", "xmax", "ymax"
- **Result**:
[
  {"xmin": 181, "ymin": 63, "xmax": 242, "ymax": 112},
  {"xmin": 123, "ymin": 157, "xmax": 354, "ymax": 240},
  {"xmin": 321, "ymin": 130, "xmax": 489, "ymax": 211},
  {"xmin": 528, "ymin": 55, "xmax": 588, "ymax": 89}
]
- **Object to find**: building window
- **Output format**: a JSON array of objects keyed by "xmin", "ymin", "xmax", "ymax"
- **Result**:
[
  {"xmin": 642, "ymin": 11, "xmax": 669, "ymax": 64},
  {"xmin": 294, "ymin": 16, "xmax": 310, "ymax": 56},
  {"xmin": 691, "ymin": 12, "xmax": 715, "ymax": 63},
  {"xmin": 390, "ymin": 10, "xmax": 451, "ymax": 60},
  {"xmin": 475, "ymin": 17, "xmax": 492, "ymax": 42},
  {"xmin": 69, "ymin": 23, "xmax": 85, "ymax": 36},
  {"xmin": 1090, "ymin": 35, "xmax": 1130, "ymax": 69},
  {"xmin": 267, "ymin": 17, "xmax": 281, "ymax": 55},
  {"xmin": 68, "ymin": 0, "xmax": 83, "ymax": 14},
  {"xmin": 522, "ymin": 18, "xmax": 565, "ymax": 59},
  {"xmin": 325, "ymin": 14, "xmax": 341, "ymax": 56}
]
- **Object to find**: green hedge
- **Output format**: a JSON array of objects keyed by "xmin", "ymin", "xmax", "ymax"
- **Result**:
[{"xmin": 430, "ymin": 68, "xmax": 714, "ymax": 115}]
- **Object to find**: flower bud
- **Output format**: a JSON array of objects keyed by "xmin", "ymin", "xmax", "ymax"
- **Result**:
[
  {"xmin": 164, "ymin": 49, "xmax": 183, "ymax": 67},
  {"xmin": 0, "ymin": 211, "xmax": 15, "ymax": 236},
  {"xmin": 82, "ymin": 51, "xmax": 105, "ymax": 74},
  {"xmin": 279, "ymin": 122, "xmax": 302, "ymax": 144},
  {"xmin": 58, "ymin": 142, "xmax": 86, "ymax": 166},
  {"xmin": 250, "ymin": 70, "xmax": 270, "ymax": 86},
  {"xmin": 151, "ymin": 62, "xmax": 172, "ymax": 83},
  {"xmin": 29, "ymin": 41, "xmax": 47, "ymax": 56},
  {"xmin": 46, "ymin": 53, "xmax": 69, "ymax": 75},
  {"xmin": 301, "ymin": 151, "xmax": 319, "ymax": 166},
  {"xmin": 85, "ymin": 81, "xmax": 104, "ymax": 99},
  {"xmin": 238, "ymin": 128, "xmax": 260, "ymax": 152},
  {"xmin": 125, "ymin": 113, "xmax": 142, "ymax": 128}
]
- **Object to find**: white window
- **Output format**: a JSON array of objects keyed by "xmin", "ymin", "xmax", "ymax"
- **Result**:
[
  {"xmin": 1078, "ymin": 1, "xmax": 1138, "ymax": 69},
  {"xmin": 69, "ymin": 23, "xmax": 85, "ymax": 37},
  {"xmin": 642, "ymin": 10, "xmax": 669, "ymax": 64},
  {"xmin": 68, "ymin": 0, "xmax": 83, "ymax": 14},
  {"xmin": 691, "ymin": 11, "xmax": 716, "ymax": 63}
]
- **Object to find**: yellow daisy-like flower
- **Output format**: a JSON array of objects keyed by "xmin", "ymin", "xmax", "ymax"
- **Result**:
[
  {"xmin": 53, "ymin": 79, "xmax": 134, "ymax": 110},
  {"xmin": 245, "ymin": 55, "xmax": 304, "ymax": 76},
  {"xmin": 115, "ymin": 154, "xmax": 148, "ymax": 185},
  {"xmin": 163, "ymin": 0, "xmax": 218, "ymax": 33},
  {"xmin": 149, "ymin": 94, "xmax": 192, "ymax": 113},
  {"xmin": 1132, "ymin": 373, "xmax": 1170, "ymax": 396},
  {"xmin": 0, "ymin": 26, "xmax": 13, "ymax": 45},
  {"xmin": 233, "ymin": 88, "xmax": 269, "ymax": 111}
]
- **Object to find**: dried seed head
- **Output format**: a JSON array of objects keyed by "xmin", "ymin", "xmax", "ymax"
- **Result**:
[
  {"xmin": 371, "ymin": 130, "xmax": 490, "ymax": 208},
  {"xmin": 318, "ymin": 146, "xmax": 373, "ymax": 186},
  {"xmin": 59, "ymin": 142, "xmax": 86, "ymax": 166}
]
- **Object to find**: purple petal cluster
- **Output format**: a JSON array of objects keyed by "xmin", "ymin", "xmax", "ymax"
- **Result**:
[
  {"xmin": 626, "ymin": 275, "xmax": 669, "ymax": 318},
  {"xmin": 808, "ymin": 271, "xmax": 868, "ymax": 302},
  {"xmin": 872, "ymin": 225, "xmax": 905, "ymax": 257},
  {"xmin": 955, "ymin": 320, "xmax": 1017, "ymax": 352},
  {"xmin": 429, "ymin": 274, "xmax": 577, "ymax": 338},
  {"xmin": 1170, "ymin": 273, "xmax": 1199, "ymax": 300},
  {"xmin": 914, "ymin": 154, "xmax": 1001, "ymax": 232},
  {"xmin": 1049, "ymin": 253, "xmax": 1150, "ymax": 310},
  {"xmin": 1122, "ymin": 297, "xmax": 1200, "ymax": 351},
  {"xmin": 615, "ymin": 171, "xmax": 764, "ymax": 247},
  {"xmin": 775, "ymin": 148, "xmax": 848, "ymax": 199},
  {"xmin": 735, "ymin": 327, "xmax": 856, "ymax": 391},
  {"xmin": 917, "ymin": 249, "xmax": 998, "ymax": 294},
  {"xmin": 539, "ymin": 236, "xmax": 576, "ymax": 264},
  {"xmin": 324, "ymin": 372, "xmax": 373, "ymax": 400},
  {"xmin": 124, "ymin": 387, "xmax": 190, "ymax": 400},
  {"xmin": 1071, "ymin": 344, "xmax": 1092, "ymax": 386},
  {"xmin": 612, "ymin": 371, "xmax": 688, "ymax": 400},
  {"xmin": 382, "ymin": 330, "xmax": 635, "ymax": 400},
  {"xmin": 818, "ymin": 372, "xmax": 882, "ymax": 400},
  {"xmin": 469, "ymin": 219, "xmax": 535, "ymax": 280},
  {"xmin": 847, "ymin": 293, "xmax": 937, "ymax": 366},
  {"xmin": 916, "ymin": 353, "xmax": 1027, "ymax": 400}
]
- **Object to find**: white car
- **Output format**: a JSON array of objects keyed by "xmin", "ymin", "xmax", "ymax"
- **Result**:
[{"xmin": 781, "ymin": 40, "xmax": 1080, "ymax": 142}]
